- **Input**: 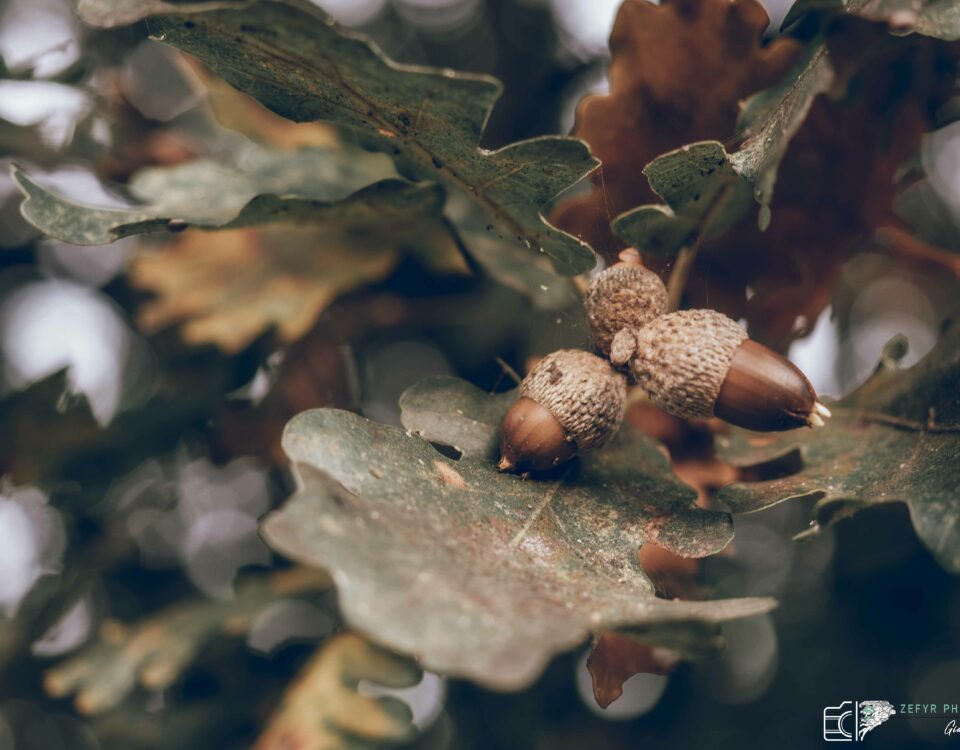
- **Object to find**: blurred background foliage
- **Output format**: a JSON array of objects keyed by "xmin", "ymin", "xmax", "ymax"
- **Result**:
[{"xmin": 1, "ymin": 0, "xmax": 960, "ymax": 748}]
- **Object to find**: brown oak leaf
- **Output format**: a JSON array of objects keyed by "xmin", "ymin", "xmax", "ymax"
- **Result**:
[
  {"xmin": 553, "ymin": 0, "xmax": 800, "ymax": 260},
  {"xmin": 555, "ymin": 0, "xmax": 957, "ymax": 347},
  {"xmin": 586, "ymin": 631, "xmax": 680, "ymax": 709},
  {"xmin": 131, "ymin": 216, "xmax": 468, "ymax": 353}
]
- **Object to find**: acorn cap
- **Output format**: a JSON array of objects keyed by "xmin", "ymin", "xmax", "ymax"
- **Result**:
[
  {"xmin": 585, "ymin": 263, "xmax": 667, "ymax": 358},
  {"xmin": 629, "ymin": 309, "xmax": 830, "ymax": 431},
  {"xmin": 522, "ymin": 349, "xmax": 627, "ymax": 449},
  {"xmin": 629, "ymin": 309, "xmax": 747, "ymax": 420}
]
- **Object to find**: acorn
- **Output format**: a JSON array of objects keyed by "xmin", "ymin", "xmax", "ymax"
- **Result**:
[
  {"xmin": 499, "ymin": 349, "xmax": 627, "ymax": 472},
  {"xmin": 621, "ymin": 309, "xmax": 831, "ymax": 432},
  {"xmin": 584, "ymin": 249, "xmax": 667, "ymax": 358}
]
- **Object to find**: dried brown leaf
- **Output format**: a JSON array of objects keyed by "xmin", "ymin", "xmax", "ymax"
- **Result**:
[
  {"xmin": 553, "ymin": 0, "xmax": 800, "ymax": 260},
  {"xmin": 45, "ymin": 569, "xmax": 329, "ymax": 714},
  {"xmin": 255, "ymin": 633, "xmax": 420, "ymax": 750},
  {"xmin": 130, "ymin": 201, "xmax": 468, "ymax": 352},
  {"xmin": 555, "ymin": 0, "xmax": 957, "ymax": 347},
  {"xmin": 586, "ymin": 631, "xmax": 679, "ymax": 709}
]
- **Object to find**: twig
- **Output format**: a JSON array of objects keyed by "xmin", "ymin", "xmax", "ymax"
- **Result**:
[
  {"xmin": 665, "ymin": 183, "xmax": 735, "ymax": 312},
  {"xmin": 665, "ymin": 243, "xmax": 700, "ymax": 313},
  {"xmin": 874, "ymin": 224, "xmax": 960, "ymax": 277},
  {"xmin": 495, "ymin": 356, "xmax": 523, "ymax": 386}
]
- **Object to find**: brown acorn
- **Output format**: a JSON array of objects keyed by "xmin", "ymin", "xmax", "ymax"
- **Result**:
[
  {"xmin": 499, "ymin": 349, "xmax": 627, "ymax": 472},
  {"xmin": 622, "ymin": 309, "xmax": 831, "ymax": 432},
  {"xmin": 584, "ymin": 250, "xmax": 667, "ymax": 358}
]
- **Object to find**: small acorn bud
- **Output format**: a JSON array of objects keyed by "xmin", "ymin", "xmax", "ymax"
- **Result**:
[
  {"xmin": 499, "ymin": 349, "xmax": 627, "ymax": 472},
  {"xmin": 585, "ymin": 251, "xmax": 667, "ymax": 358},
  {"xmin": 628, "ymin": 309, "xmax": 831, "ymax": 432},
  {"xmin": 609, "ymin": 327, "xmax": 638, "ymax": 367}
]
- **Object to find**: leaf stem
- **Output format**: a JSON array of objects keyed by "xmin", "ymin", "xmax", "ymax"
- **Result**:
[
  {"xmin": 837, "ymin": 407, "xmax": 960, "ymax": 433},
  {"xmin": 494, "ymin": 356, "xmax": 522, "ymax": 386},
  {"xmin": 664, "ymin": 183, "xmax": 735, "ymax": 312},
  {"xmin": 665, "ymin": 243, "xmax": 700, "ymax": 313}
]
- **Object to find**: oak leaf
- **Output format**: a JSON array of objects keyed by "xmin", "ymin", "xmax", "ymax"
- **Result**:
[
  {"xmin": 556, "ymin": 0, "xmax": 956, "ymax": 346},
  {"xmin": 782, "ymin": 0, "xmax": 960, "ymax": 40},
  {"xmin": 261, "ymin": 376, "xmax": 775, "ymax": 690},
  {"xmin": 718, "ymin": 317, "xmax": 960, "ymax": 573},
  {"xmin": 76, "ymin": 0, "xmax": 599, "ymax": 274},
  {"xmin": 45, "ymin": 569, "xmax": 329, "ymax": 714},
  {"xmin": 130, "ymin": 205, "xmax": 467, "ymax": 352},
  {"xmin": 255, "ymin": 633, "xmax": 421, "ymax": 750},
  {"xmin": 14, "ymin": 147, "xmax": 469, "ymax": 351},
  {"xmin": 552, "ymin": 0, "xmax": 800, "ymax": 260},
  {"xmin": 586, "ymin": 631, "xmax": 680, "ymax": 709}
]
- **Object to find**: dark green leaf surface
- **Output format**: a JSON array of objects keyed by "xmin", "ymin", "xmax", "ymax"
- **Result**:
[
  {"xmin": 76, "ymin": 0, "xmax": 599, "ymax": 274},
  {"xmin": 262, "ymin": 376, "xmax": 774, "ymax": 690},
  {"xmin": 613, "ymin": 42, "xmax": 834, "ymax": 253},
  {"xmin": 612, "ymin": 142, "xmax": 754, "ymax": 255},
  {"xmin": 782, "ymin": 0, "xmax": 960, "ymax": 40},
  {"xmin": 445, "ymin": 193, "xmax": 580, "ymax": 310},
  {"xmin": 730, "ymin": 41, "xmax": 835, "ymax": 226},
  {"xmin": 718, "ymin": 319, "xmax": 960, "ymax": 572}
]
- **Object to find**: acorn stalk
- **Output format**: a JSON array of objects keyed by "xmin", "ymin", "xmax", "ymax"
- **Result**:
[
  {"xmin": 499, "ymin": 349, "xmax": 627, "ymax": 473},
  {"xmin": 624, "ymin": 309, "xmax": 830, "ymax": 432}
]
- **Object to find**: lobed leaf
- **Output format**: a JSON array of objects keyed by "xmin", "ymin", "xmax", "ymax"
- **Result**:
[
  {"xmin": 255, "ymin": 633, "xmax": 421, "ymax": 750},
  {"xmin": 718, "ymin": 318, "xmax": 960, "ymax": 573},
  {"xmin": 586, "ymin": 631, "xmax": 679, "ymax": 709},
  {"xmin": 75, "ymin": 0, "xmax": 599, "ymax": 274},
  {"xmin": 553, "ymin": 0, "xmax": 800, "ymax": 261},
  {"xmin": 615, "ymin": 39, "xmax": 835, "ymax": 252},
  {"xmin": 782, "ymin": 0, "xmax": 960, "ymax": 40},
  {"xmin": 45, "ymin": 569, "xmax": 330, "ymax": 714},
  {"xmin": 262, "ymin": 376, "xmax": 775, "ymax": 691},
  {"xmin": 611, "ymin": 142, "xmax": 754, "ymax": 255},
  {"xmin": 13, "ymin": 146, "xmax": 402, "ymax": 245},
  {"xmin": 621, "ymin": 0, "xmax": 957, "ymax": 256},
  {"xmin": 14, "ymin": 147, "xmax": 470, "ymax": 351}
]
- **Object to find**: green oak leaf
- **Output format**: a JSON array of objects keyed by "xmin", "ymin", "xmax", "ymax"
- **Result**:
[
  {"xmin": 445, "ymin": 193, "xmax": 580, "ymax": 311},
  {"xmin": 782, "ymin": 0, "xmax": 960, "ymax": 40},
  {"xmin": 261, "ymin": 376, "xmax": 775, "ymax": 690},
  {"xmin": 614, "ymin": 40, "xmax": 834, "ymax": 253},
  {"xmin": 611, "ymin": 142, "xmax": 755, "ymax": 256},
  {"xmin": 717, "ymin": 318, "xmax": 960, "ymax": 573},
  {"xmin": 12, "ymin": 145, "xmax": 410, "ymax": 245},
  {"xmin": 730, "ymin": 41, "xmax": 834, "ymax": 225},
  {"xmin": 75, "ymin": 0, "xmax": 599, "ymax": 274}
]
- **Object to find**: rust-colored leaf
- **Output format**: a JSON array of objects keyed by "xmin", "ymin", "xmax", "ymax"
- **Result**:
[
  {"xmin": 586, "ymin": 631, "xmax": 679, "ymax": 709},
  {"xmin": 555, "ymin": 0, "xmax": 957, "ymax": 347},
  {"xmin": 553, "ymin": 0, "xmax": 800, "ymax": 260}
]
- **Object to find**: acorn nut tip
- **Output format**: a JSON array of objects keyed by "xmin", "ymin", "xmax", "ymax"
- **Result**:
[
  {"xmin": 629, "ymin": 309, "xmax": 828, "ymax": 432},
  {"xmin": 499, "ymin": 349, "xmax": 627, "ymax": 473}
]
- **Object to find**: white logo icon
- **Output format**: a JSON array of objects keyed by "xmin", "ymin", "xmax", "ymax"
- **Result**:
[{"xmin": 823, "ymin": 700, "xmax": 896, "ymax": 741}]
